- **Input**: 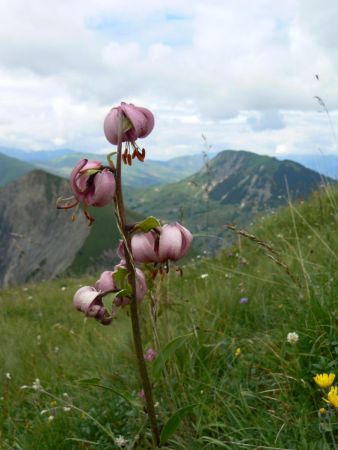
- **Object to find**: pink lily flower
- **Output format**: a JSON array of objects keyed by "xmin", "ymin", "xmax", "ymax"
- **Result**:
[
  {"xmin": 70, "ymin": 159, "xmax": 116, "ymax": 207},
  {"xmin": 57, "ymin": 159, "xmax": 116, "ymax": 224},
  {"xmin": 117, "ymin": 223, "xmax": 193, "ymax": 264},
  {"xmin": 157, "ymin": 223, "xmax": 193, "ymax": 262},
  {"xmin": 104, "ymin": 102, "xmax": 154, "ymax": 164},
  {"xmin": 104, "ymin": 102, "xmax": 154, "ymax": 145}
]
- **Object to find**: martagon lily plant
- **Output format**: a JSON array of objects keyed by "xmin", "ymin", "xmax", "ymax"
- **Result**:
[{"xmin": 57, "ymin": 102, "xmax": 192, "ymax": 447}]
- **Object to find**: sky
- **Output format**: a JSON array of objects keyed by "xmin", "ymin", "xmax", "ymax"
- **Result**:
[{"xmin": 0, "ymin": 0, "xmax": 338, "ymax": 160}]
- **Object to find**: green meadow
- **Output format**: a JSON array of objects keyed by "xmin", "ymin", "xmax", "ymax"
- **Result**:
[{"xmin": 1, "ymin": 185, "xmax": 337, "ymax": 449}]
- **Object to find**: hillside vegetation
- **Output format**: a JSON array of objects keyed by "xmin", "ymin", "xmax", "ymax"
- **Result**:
[
  {"xmin": 126, "ymin": 150, "xmax": 333, "ymax": 253},
  {"xmin": 0, "ymin": 153, "xmax": 35, "ymax": 187},
  {"xmin": 0, "ymin": 184, "xmax": 337, "ymax": 449}
]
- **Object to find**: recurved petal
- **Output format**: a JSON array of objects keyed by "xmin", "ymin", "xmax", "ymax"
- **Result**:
[
  {"xmin": 95, "ymin": 271, "xmax": 116, "ymax": 294},
  {"xmin": 103, "ymin": 107, "xmax": 120, "ymax": 145},
  {"xmin": 79, "ymin": 160, "xmax": 102, "ymax": 173},
  {"xmin": 70, "ymin": 159, "xmax": 88, "ymax": 200},
  {"xmin": 176, "ymin": 222, "xmax": 193, "ymax": 256},
  {"xmin": 158, "ymin": 224, "xmax": 184, "ymax": 261},
  {"xmin": 104, "ymin": 106, "xmax": 133, "ymax": 145},
  {"xmin": 136, "ymin": 107, "xmax": 155, "ymax": 138},
  {"xmin": 73, "ymin": 286, "xmax": 100, "ymax": 313},
  {"xmin": 135, "ymin": 268, "xmax": 147, "ymax": 301},
  {"xmin": 120, "ymin": 103, "xmax": 146, "ymax": 139},
  {"xmin": 87, "ymin": 169, "xmax": 116, "ymax": 207},
  {"xmin": 131, "ymin": 231, "xmax": 159, "ymax": 263}
]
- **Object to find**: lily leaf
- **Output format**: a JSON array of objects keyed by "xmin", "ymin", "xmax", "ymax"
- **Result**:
[
  {"xmin": 133, "ymin": 216, "xmax": 161, "ymax": 233},
  {"xmin": 152, "ymin": 333, "xmax": 192, "ymax": 379},
  {"xmin": 113, "ymin": 266, "xmax": 128, "ymax": 289},
  {"xmin": 160, "ymin": 404, "xmax": 197, "ymax": 445}
]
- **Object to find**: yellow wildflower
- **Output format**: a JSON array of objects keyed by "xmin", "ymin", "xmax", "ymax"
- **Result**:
[
  {"xmin": 313, "ymin": 373, "xmax": 335, "ymax": 389},
  {"xmin": 235, "ymin": 347, "xmax": 241, "ymax": 357},
  {"xmin": 326, "ymin": 386, "xmax": 338, "ymax": 408},
  {"xmin": 319, "ymin": 407, "xmax": 327, "ymax": 415}
]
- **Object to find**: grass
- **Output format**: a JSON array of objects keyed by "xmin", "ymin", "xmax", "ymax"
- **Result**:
[{"xmin": 0, "ymin": 184, "xmax": 337, "ymax": 449}]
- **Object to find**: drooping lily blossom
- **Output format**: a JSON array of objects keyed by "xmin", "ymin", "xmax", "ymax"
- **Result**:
[
  {"xmin": 117, "ymin": 222, "xmax": 193, "ymax": 264},
  {"xmin": 157, "ymin": 223, "xmax": 193, "ymax": 262},
  {"xmin": 70, "ymin": 159, "xmax": 116, "ymax": 207},
  {"xmin": 104, "ymin": 102, "xmax": 154, "ymax": 164},
  {"xmin": 117, "ymin": 231, "xmax": 159, "ymax": 263},
  {"xmin": 95, "ymin": 265, "xmax": 147, "ymax": 306},
  {"xmin": 73, "ymin": 286, "xmax": 114, "ymax": 325},
  {"xmin": 57, "ymin": 159, "xmax": 116, "ymax": 224}
]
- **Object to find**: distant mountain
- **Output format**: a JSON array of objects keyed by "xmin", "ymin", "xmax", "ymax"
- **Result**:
[
  {"xmin": 0, "ymin": 153, "xmax": 35, "ymax": 187},
  {"xmin": 0, "ymin": 146, "xmax": 77, "ymax": 162},
  {"xmin": 125, "ymin": 150, "xmax": 334, "ymax": 253},
  {"xmin": 0, "ymin": 146, "xmax": 206, "ymax": 187},
  {"xmin": 279, "ymin": 154, "xmax": 338, "ymax": 179},
  {"xmin": 0, "ymin": 170, "xmax": 140, "ymax": 287}
]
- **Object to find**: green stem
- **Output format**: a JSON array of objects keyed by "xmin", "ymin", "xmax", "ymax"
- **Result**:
[{"xmin": 114, "ymin": 111, "xmax": 160, "ymax": 448}]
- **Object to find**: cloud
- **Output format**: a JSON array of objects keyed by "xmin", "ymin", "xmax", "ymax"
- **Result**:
[
  {"xmin": 0, "ymin": 0, "xmax": 338, "ymax": 157},
  {"xmin": 247, "ymin": 110, "xmax": 286, "ymax": 132}
]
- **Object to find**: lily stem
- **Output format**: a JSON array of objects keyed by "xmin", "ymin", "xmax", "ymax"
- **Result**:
[{"xmin": 114, "ymin": 111, "xmax": 160, "ymax": 448}]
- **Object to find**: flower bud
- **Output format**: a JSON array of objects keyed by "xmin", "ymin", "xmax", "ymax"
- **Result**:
[
  {"xmin": 117, "ymin": 232, "xmax": 159, "ymax": 264},
  {"xmin": 157, "ymin": 223, "xmax": 192, "ymax": 262},
  {"xmin": 117, "ymin": 223, "xmax": 192, "ymax": 265},
  {"xmin": 104, "ymin": 102, "xmax": 154, "ymax": 145}
]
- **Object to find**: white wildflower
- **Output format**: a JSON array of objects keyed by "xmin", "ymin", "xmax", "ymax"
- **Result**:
[
  {"xmin": 287, "ymin": 332, "xmax": 299, "ymax": 345},
  {"xmin": 63, "ymin": 407, "xmax": 71, "ymax": 412},
  {"xmin": 40, "ymin": 409, "xmax": 48, "ymax": 415},
  {"xmin": 114, "ymin": 435, "xmax": 128, "ymax": 447},
  {"xmin": 61, "ymin": 286, "xmax": 66, "ymax": 291},
  {"xmin": 32, "ymin": 378, "xmax": 42, "ymax": 391},
  {"xmin": 200, "ymin": 273, "xmax": 209, "ymax": 279},
  {"xmin": 47, "ymin": 415, "xmax": 54, "ymax": 423},
  {"xmin": 20, "ymin": 385, "xmax": 29, "ymax": 390},
  {"xmin": 5, "ymin": 372, "xmax": 11, "ymax": 380}
]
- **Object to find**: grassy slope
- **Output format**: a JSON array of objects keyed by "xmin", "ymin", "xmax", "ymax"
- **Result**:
[{"xmin": 0, "ymin": 185, "xmax": 337, "ymax": 449}]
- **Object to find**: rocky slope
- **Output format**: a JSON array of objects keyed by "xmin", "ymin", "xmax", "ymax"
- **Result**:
[{"xmin": 0, "ymin": 170, "xmax": 91, "ymax": 286}]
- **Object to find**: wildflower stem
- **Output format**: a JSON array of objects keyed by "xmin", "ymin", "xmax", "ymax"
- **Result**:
[{"xmin": 114, "ymin": 111, "xmax": 160, "ymax": 448}]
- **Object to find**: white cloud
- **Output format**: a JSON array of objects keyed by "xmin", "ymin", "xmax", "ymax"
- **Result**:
[{"xmin": 0, "ymin": 0, "xmax": 338, "ymax": 158}]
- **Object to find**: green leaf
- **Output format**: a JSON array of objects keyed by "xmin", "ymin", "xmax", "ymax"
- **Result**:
[
  {"xmin": 83, "ymin": 169, "xmax": 101, "ymax": 176},
  {"xmin": 134, "ymin": 216, "xmax": 161, "ymax": 233},
  {"xmin": 113, "ymin": 266, "xmax": 128, "ymax": 289},
  {"xmin": 160, "ymin": 404, "xmax": 197, "ymax": 445},
  {"xmin": 116, "ymin": 287, "xmax": 132, "ymax": 297},
  {"xmin": 152, "ymin": 333, "xmax": 192, "ymax": 379}
]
